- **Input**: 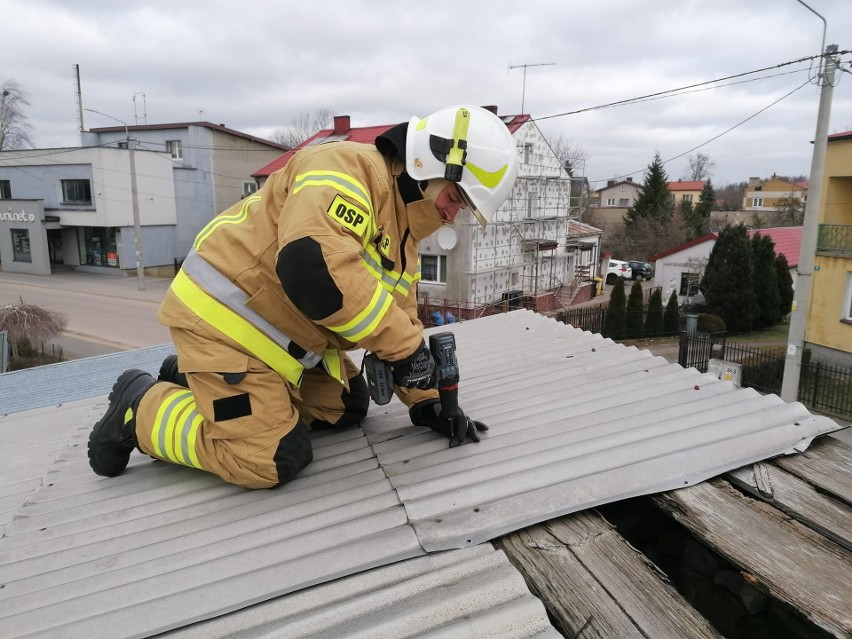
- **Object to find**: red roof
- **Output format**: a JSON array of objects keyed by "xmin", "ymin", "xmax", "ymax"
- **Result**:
[
  {"xmin": 649, "ymin": 226, "xmax": 801, "ymax": 267},
  {"xmin": 667, "ymin": 180, "xmax": 705, "ymax": 191},
  {"xmin": 748, "ymin": 226, "xmax": 801, "ymax": 267},
  {"xmin": 253, "ymin": 123, "xmax": 395, "ymax": 178},
  {"xmin": 828, "ymin": 130, "xmax": 852, "ymax": 141},
  {"xmin": 253, "ymin": 111, "xmax": 529, "ymax": 178}
]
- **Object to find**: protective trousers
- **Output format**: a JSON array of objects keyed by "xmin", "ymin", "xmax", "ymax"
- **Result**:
[{"xmin": 133, "ymin": 328, "xmax": 368, "ymax": 489}]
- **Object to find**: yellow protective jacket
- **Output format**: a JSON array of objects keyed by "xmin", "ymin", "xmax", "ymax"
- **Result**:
[{"xmin": 157, "ymin": 136, "xmax": 442, "ymax": 407}]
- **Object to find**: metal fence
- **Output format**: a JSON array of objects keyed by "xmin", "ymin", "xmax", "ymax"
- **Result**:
[{"xmin": 679, "ymin": 331, "xmax": 852, "ymax": 420}]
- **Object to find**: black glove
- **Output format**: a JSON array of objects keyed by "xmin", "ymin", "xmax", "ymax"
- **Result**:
[
  {"xmin": 391, "ymin": 341, "xmax": 435, "ymax": 390},
  {"xmin": 409, "ymin": 399, "xmax": 489, "ymax": 447}
]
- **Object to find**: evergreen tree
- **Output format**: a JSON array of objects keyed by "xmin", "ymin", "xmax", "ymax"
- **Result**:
[
  {"xmin": 664, "ymin": 290, "xmax": 680, "ymax": 334},
  {"xmin": 774, "ymin": 253, "xmax": 795, "ymax": 321},
  {"xmin": 625, "ymin": 280, "xmax": 645, "ymax": 338},
  {"xmin": 644, "ymin": 287, "xmax": 664, "ymax": 337},
  {"xmin": 692, "ymin": 180, "xmax": 715, "ymax": 236},
  {"xmin": 700, "ymin": 224, "xmax": 755, "ymax": 333},
  {"xmin": 604, "ymin": 277, "xmax": 627, "ymax": 339},
  {"xmin": 751, "ymin": 232, "xmax": 781, "ymax": 329},
  {"xmin": 624, "ymin": 152, "xmax": 673, "ymax": 228}
]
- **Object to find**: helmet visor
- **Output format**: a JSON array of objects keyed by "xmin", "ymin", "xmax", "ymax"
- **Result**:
[{"xmin": 458, "ymin": 186, "xmax": 487, "ymax": 228}]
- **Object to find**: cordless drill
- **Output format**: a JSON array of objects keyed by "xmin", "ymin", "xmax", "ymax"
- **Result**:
[{"xmin": 364, "ymin": 331, "xmax": 459, "ymax": 416}]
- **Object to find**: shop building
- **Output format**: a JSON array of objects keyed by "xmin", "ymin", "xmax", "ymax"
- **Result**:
[{"xmin": 0, "ymin": 122, "xmax": 285, "ymax": 276}]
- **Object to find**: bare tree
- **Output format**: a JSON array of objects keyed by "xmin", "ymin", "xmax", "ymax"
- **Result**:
[
  {"xmin": 0, "ymin": 80, "xmax": 33, "ymax": 150},
  {"xmin": 547, "ymin": 133, "xmax": 586, "ymax": 177},
  {"xmin": 0, "ymin": 298, "xmax": 67, "ymax": 359},
  {"xmin": 272, "ymin": 108, "xmax": 334, "ymax": 148},
  {"xmin": 683, "ymin": 152, "xmax": 716, "ymax": 181},
  {"xmin": 605, "ymin": 207, "xmax": 692, "ymax": 261},
  {"xmin": 774, "ymin": 194, "xmax": 805, "ymax": 226}
]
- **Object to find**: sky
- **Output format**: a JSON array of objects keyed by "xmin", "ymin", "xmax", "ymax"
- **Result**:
[{"xmin": 3, "ymin": 0, "xmax": 851, "ymax": 188}]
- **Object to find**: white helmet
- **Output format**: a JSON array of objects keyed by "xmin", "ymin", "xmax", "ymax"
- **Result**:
[{"xmin": 406, "ymin": 105, "xmax": 518, "ymax": 226}]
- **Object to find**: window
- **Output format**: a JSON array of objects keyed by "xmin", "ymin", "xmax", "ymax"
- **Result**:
[
  {"xmin": 11, "ymin": 229, "xmax": 32, "ymax": 262},
  {"xmin": 243, "ymin": 181, "xmax": 258, "ymax": 198},
  {"xmin": 606, "ymin": 198, "xmax": 616, "ymax": 206},
  {"xmin": 523, "ymin": 143, "xmax": 532, "ymax": 164},
  {"xmin": 79, "ymin": 226, "xmax": 119, "ymax": 267},
  {"xmin": 0, "ymin": 180, "xmax": 10, "ymax": 199},
  {"xmin": 753, "ymin": 197, "xmax": 764, "ymax": 208},
  {"xmin": 618, "ymin": 198, "xmax": 629, "ymax": 207},
  {"xmin": 620, "ymin": 185, "xmax": 627, "ymax": 191},
  {"xmin": 421, "ymin": 254, "xmax": 447, "ymax": 283},
  {"xmin": 682, "ymin": 194, "xmax": 693, "ymax": 203},
  {"xmin": 166, "ymin": 140, "xmax": 183, "ymax": 160},
  {"xmin": 680, "ymin": 272, "xmax": 700, "ymax": 296},
  {"xmin": 844, "ymin": 272, "xmax": 852, "ymax": 322},
  {"xmin": 61, "ymin": 179, "xmax": 92, "ymax": 205}
]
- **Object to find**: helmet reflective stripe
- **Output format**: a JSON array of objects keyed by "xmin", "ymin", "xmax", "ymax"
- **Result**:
[
  {"xmin": 328, "ymin": 281, "xmax": 393, "ymax": 342},
  {"xmin": 466, "ymin": 161, "xmax": 507, "ymax": 189},
  {"xmin": 194, "ymin": 194, "xmax": 261, "ymax": 250},
  {"xmin": 150, "ymin": 389, "xmax": 203, "ymax": 469}
]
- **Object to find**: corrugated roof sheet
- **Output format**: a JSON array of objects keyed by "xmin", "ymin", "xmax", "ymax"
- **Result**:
[
  {"xmin": 0, "ymin": 310, "xmax": 841, "ymax": 636},
  {"xmin": 164, "ymin": 544, "xmax": 561, "ymax": 639},
  {"xmin": 361, "ymin": 312, "xmax": 838, "ymax": 551}
]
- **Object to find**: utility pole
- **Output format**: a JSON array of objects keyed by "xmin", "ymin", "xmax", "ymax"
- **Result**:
[
  {"xmin": 509, "ymin": 62, "xmax": 555, "ymax": 113},
  {"xmin": 780, "ymin": 44, "xmax": 838, "ymax": 402},
  {"xmin": 84, "ymin": 108, "xmax": 146, "ymax": 291}
]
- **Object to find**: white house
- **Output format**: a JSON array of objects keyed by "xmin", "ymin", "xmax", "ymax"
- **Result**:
[
  {"xmin": 649, "ymin": 226, "xmax": 802, "ymax": 303},
  {"xmin": 253, "ymin": 108, "xmax": 590, "ymax": 313}
]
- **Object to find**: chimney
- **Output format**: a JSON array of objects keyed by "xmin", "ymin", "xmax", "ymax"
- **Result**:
[
  {"xmin": 333, "ymin": 115, "xmax": 350, "ymax": 135},
  {"xmin": 748, "ymin": 176, "xmax": 761, "ymax": 188},
  {"xmin": 626, "ymin": 177, "xmax": 633, "ymax": 182},
  {"xmin": 607, "ymin": 180, "xmax": 615, "ymax": 187},
  {"xmin": 481, "ymin": 105, "xmax": 498, "ymax": 115}
]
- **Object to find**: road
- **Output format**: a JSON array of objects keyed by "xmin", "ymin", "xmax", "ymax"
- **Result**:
[{"xmin": 0, "ymin": 271, "xmax": 172, "ymax": 359}]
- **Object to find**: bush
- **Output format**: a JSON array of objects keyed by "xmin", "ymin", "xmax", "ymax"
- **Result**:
[{"xmin": 697, "ymin": 313, "xmax": 726, "ymax": 333}]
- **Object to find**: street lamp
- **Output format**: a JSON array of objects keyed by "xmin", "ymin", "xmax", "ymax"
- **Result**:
[{"xmin": 84, "ymin": 108, "xmax": 146, "ymax": 291}]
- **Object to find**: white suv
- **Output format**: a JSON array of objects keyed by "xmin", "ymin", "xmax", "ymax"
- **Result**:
[{"xmin": 605, "ymin": 259, "xmax": 633, "ymax": 284}]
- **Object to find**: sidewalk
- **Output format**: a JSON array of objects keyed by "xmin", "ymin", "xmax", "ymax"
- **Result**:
[{"xmin": 0, "ymin": 268, "xmax": 172, "ymax": 303}]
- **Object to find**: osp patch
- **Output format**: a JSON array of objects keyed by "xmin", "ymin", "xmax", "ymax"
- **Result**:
[{"xmin": 327, "ymin": 195, "xmax": 369, "ymax": 237}]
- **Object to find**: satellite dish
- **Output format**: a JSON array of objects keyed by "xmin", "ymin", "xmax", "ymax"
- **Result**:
[{"xmin": 436, "ymin": 226, "xmax": 457, "ymax": 250}]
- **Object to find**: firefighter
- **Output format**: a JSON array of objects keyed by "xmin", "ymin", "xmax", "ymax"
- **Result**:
[{"xmin": 88, "ymin": 105, "xmax": 519, "ymax": 489}]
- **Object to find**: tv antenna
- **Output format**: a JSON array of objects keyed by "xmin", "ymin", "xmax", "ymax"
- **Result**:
[
  {"xmin": 508, "ymin": 62, "xmax": 555, "ymax": 113},
  {"xmin": 133, "ymin": 92, "xmax": 147, "ymax": 125}
]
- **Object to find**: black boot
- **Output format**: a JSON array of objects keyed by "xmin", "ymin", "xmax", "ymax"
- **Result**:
[
  {"xmin": 88, "ymin": 369, "xmax": 157, "ymax": 477},
  {"xmin": 158, "ymin": 354, "xmax": 188, "ymax": 387}
]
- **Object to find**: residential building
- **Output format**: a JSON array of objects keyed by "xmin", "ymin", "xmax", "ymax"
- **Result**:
[
  {"xmin": 0, "ymin": 146, "xmax": 176, "ymax": 276},
  {"xmin": 83, "ymin": 122, "xmax": 287, "ymax": 265},
  {"xmin": 806, "ymin": 130, "xmax": 852, "ymax": 366},
  {"xmin": 649, "ymin": 226, "xmax": 801, "ymax": 303},
  {"xmin": 0, "ymin": 122, "xmax": 286, "ymax": 277},
  {"xmin": 667, "ymin": 180, "xmax": 706, "ymax": 207},
  {"xmin": 590, "ymin": 177, "xmax": 640, "ymax": 209},
  {"xmin": 742, "ymin": 175, "xmax": 808, "ymax": 214},
  {"xmin": 253, "ymin": 108, "xmax": 592, "ymax": 310}
]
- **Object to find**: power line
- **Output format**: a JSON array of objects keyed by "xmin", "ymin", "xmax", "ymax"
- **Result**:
[
  {"xmin": 533, "ymin": 50, "xmax": 848, "ymax": 122},
  {"xmin": 596, "ymin": 79, "xmax": 811, "ymax": 184}
]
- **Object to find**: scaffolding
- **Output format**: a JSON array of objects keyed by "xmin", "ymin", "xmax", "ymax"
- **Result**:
[{"xmin": 467, "ymin": 143, "xmax": 579, "ymax": 305}]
